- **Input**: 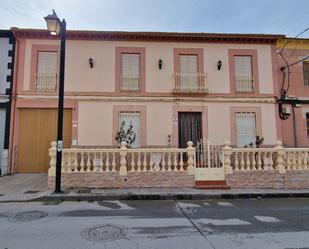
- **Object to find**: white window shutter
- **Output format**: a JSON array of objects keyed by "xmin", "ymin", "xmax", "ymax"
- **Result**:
[
  {"xmin": 119, "ymin": 112, "xmax": 141, "ymax": 147},
  {"xmin": 36, "ymin": 52, "xmax": 57, "ymax": 91},
  {"xmin": 236, "ymin": 112, "xmax": 256, "ymax": 147},
  {"xmin": 235, "ymin": 56, "xmax": 252, "ymax": 78},
  {"xmin": 121, "ymin": 54, "xmax": 140, "ymax": 91},
  {"xmin": 179, "ymin": 55, "xmax": 198, "ymax": 89},
  {"xmin": 180, "ymin": 55, "xmax": 197, "ymax": 74},
  {"xmin": 37, "ymin": 52, "xmax": 57, "ymax": 74}
]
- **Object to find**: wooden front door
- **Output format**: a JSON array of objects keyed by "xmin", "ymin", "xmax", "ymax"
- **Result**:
[
  {"xmin": 17, "ymin": 108, "xmax": 72, "ymax": 173},
  {"xmin": 178, "ymin": 112, "xmax": 202, "ymax": 148}
]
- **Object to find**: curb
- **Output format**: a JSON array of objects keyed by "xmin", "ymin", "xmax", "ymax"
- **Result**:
[{"xmin": 27, "ymin": 192, "xmax": 309, "ymax": 202}]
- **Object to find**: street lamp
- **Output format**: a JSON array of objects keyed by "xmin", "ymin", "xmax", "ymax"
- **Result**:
[{"xmin": 44, "ymin": 10, "xmax": 66, "ymax": 193}]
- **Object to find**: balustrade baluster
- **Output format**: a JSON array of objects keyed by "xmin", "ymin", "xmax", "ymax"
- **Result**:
[
  {"xmin": 304, "ymin": 151, "xmax": 309, "ymax": 169},
  {"xmin": 297, "ymin": 152, "xmax": 303, "ymax": 170},
  {"xmin": 240, "ymin": 152, "xmax": 245, "ymax": 170},
  {"xmin": 167, "ymin": 152, "xmax": 172, "ymax": 171},
  {"xmin": 257, "ymin": 152, "xmax": 262, "ymax": 170},
  {"xmin": 98, "ymin": 153, "xmax": 103, "ymax": 172},
  {"xmin": 251, "ymin": 151, "xmax": 256, "ymax": 170},
  {"xmin": 105, "ymin": 153, "xmax": 110, "ymax": 172},
  {"xmin": 86, "ymin": 152, "xmax": 91, "ymax": 172},
  {"xmin": 179, "ymin": 152, "xmax": 184, "ymax": 171},
  {"xmin": 130, "ymin": 153, "xmax": 136, "ymax": 172},
  {"xmin": 142, "ymin": 152, "xmax": 147, "ymax": 171},
  {"xmin": 161, "ymin": 153, "xmax": 166, "ymax": 171},
  {"xmin": 73, "ymin": 152, "xmax": 78, "ymax": 172},
  {"xmin": 111, "ymin": 152, "xmax": 116, "ymax": 172},
  {"xmin": 269, "ymin": 151, "xmax": 274, "ymax": 170},
  {"xmin": 137, "ymin": 152, "xmax": 142, "ymax": 172},
  {"xmin": 245, "ymin": 152, "xmax": 251, "ymax": 170},
  {"xmin": 173, "ymin": 152, "xmax": 178, "ymax": 171},
  {"xmin": 234, "ymin": 152, "xmax": 239, "ymax": 170},
  {"xmin": 292, "ymin": 152, "xmax": 297, "ymax": 170},
  {"xmin": 80, "ymin": 152, "xmax": 85, "ymax": 172}
]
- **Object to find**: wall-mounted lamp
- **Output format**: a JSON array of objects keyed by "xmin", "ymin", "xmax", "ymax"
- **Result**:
[
  {"xmin": 158, "ymin": 59, "xmax": 163, "ymax": 70},
  {"xmin": 217, "ymin": 60, "xmax": 222, "ymax": 71},
  {"xmin": 89, "ymin": 58, "xmax": 94, "ymax": 68}
]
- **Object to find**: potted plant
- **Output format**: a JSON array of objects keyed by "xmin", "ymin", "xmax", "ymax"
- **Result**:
[{"xmin": 115, "ymin": 121, "xmax": 136, "ymax": 148}]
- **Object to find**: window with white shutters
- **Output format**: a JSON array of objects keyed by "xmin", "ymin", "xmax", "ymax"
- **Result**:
[
  {"xmin": 234, "ymin": 56, "xmax": 253, "ymax": 92},
  {"xmin": 236, "ymin": 112, "xmax": 256, "ymax": 147},
  {"xmin": 121, "ymin": 53, "xmax": 140, "ymax": 91},
  {"xmin": 119, "ymin": 112, "xmax": 141, "ymax": 147},
  {"xmin": 36, "ymin": 52, "xmax": 57, "ymax": 91},
  {"xmin": 304, "ymin": 61, "xmax": 309, "ymax": 87},
  {"xmin": 179, "ymin": 55, "xmax": 198, "ymax": 90}
]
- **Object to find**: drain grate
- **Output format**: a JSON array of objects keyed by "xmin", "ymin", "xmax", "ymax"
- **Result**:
[
  {"xmin": 9, "ymin": 210, "xmax": 48, "ymax": 222},
  {"xmin": 24, "ymin": 190, "xmax": 39, "ymax": 194},
  {"xmin": 81, "ymin": 224, "xmax": 128, "ymax": 242},
  {"xmin": 77, "ymin": 189, "xmax": 92, "ymax": 194}
]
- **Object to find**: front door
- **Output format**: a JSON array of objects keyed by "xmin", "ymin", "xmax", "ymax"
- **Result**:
[{"xmin": 178, "ymin": 112, "xmax": 202, "ymax": 148}]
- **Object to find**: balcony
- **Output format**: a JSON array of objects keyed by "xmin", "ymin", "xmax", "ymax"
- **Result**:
[
  {"xmin": 120, "ymin": 75, "xmax": 140, "ymax": 91},
  {"xmin": 173, "ymin": 73, "xmax": 208, "ymax": 94},
  {"xmin": 235, "ymin": 76, "xmax": 254, "ymax": 92},
  {"xmin": 35, "ymin": 73, "xmax": 57, "ymax": 92}
]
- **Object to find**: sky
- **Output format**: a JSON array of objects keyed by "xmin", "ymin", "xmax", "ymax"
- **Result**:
[{"xmin": 0, "ymin": 0, "xmax": 309, "ymax": 37}]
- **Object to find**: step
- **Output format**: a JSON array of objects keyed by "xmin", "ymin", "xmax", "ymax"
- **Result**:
[{"xmin": 195, "ymin": 180, "xmax": 230, "ymax": 190}]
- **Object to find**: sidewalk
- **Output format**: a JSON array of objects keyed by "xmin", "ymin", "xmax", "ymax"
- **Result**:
[{"xmin": 1, "ymin": 174, "xmax": 309, "ymax": 202}]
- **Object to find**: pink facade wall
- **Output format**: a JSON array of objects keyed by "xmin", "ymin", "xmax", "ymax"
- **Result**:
[{"xmin": 12, "ymin": 36, "xmax": 279, "ymax": 150}]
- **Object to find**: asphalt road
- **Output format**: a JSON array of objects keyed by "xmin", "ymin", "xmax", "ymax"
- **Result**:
[{"xmin": 0, "ymin": 198, "xmax": 309, "ymax": 249}]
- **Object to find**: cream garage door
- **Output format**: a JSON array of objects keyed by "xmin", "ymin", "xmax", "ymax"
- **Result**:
[{"xmin": 17, "ymin": 108, "xmax": 72, "ymax": 173}]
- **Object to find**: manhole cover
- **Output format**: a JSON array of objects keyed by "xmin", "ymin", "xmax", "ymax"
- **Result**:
[
  {"xmin": 81, "ymin": 224, "xmax": 128, "ymax": 242},
  {"xmin": 9, "ymin": 210, "xmax": 48, "ymax": 222}
]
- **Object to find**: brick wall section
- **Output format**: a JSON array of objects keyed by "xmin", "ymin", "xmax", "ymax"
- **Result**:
[
  {"xmin": 48, "ymin": 172, "xmax": 195, "ymax": 189},
  {"xmin": 226, "ymin": 171, "xmax": 309, "ymax": 189}
]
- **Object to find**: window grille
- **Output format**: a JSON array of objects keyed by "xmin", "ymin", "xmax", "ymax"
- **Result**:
[
  {"xmin": 236, "ymin": 112, "xmax": 256, "ymax": 147},
  {"xmin": 119, "ymin": 111, "xmax": 141, "ymax": 147},
  {"xmin": 36, "ymin": 52, "xmax": 57, "ymax": 91}
]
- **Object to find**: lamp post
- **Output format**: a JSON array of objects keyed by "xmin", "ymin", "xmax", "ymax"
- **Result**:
[{"xmin": 44, "ymin": 10, "xmax": 66, "ymax": 193}]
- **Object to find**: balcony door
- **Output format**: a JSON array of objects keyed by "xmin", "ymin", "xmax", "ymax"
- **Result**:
[{"xmin": 178, "ymin": 112, "xmax": 202, "ymax": 148}]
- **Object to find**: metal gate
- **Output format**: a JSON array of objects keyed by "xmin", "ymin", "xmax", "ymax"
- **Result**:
[{"xmin": 196, "ymin": 138, "xmax": 223, "ymax": 168}]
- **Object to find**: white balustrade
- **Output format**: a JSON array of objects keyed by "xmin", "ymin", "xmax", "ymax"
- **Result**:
[
  {"xmin": 284, "ymin": 148, "xmax": 309, "ymax": 171},
  {"xmin": 120, "ymin": 75, "xmax": 140, "ymax": 91},
  {"xmin": 231, "ymin": 148, "xmax": 276, "ymax": 171},
  {"xmin": 174, "ymin": 73, "xmax": 207, "ymax": 93},
  {"xmin": 48, "ymin": 141, "xmax": 195, "ymax": 176},
  {"xmin": 235, "ymin": 76, "xmax": 254, "ymax": 92}
]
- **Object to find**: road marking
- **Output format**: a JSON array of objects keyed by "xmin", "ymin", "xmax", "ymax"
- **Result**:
[
  {"xmin": 196, "ymin": 218, "xmax": 250, "ymax": 226},
  {"xmin": 217, "ymin": 201, "xmax": 234, "ymax": 207},
  {"xmin": 178, "ymin": 202, "xmax": 200, "ymax": 208},
  {"xmin": 254, "ymin": 216, "xmax": 280, "ymax": 223},
  {"xmin": 203, "ymin": 202, "xmax": 210, "ymax": 206}
]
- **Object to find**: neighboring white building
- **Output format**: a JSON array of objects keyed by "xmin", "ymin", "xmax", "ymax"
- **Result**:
[{"xmin": 0, "ymin": 30, "xmax": 14, "ymax": 176}]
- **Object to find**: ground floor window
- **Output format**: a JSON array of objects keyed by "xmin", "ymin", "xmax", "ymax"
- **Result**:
[
  {"xmin": 119, "ymin": 111, "xmax": 141, "ymax": 148},
  {"xmin": 235, "ymin": 112, "xmax": 256, "ymax": 147}
]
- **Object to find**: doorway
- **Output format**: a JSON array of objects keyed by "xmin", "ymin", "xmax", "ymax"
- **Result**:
[{"xmin": 178, "ymin": 112, "xmax": 202, "ymax": 148}]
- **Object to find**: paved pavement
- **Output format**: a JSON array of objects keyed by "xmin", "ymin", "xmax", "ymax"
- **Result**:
[
  {"xmin": 1, "ymin": 174, "xmax": 309, "ymax": 202},
  {"xmin": 0, "ymin": 198, "xmax": 309, "ymax": 248}
]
